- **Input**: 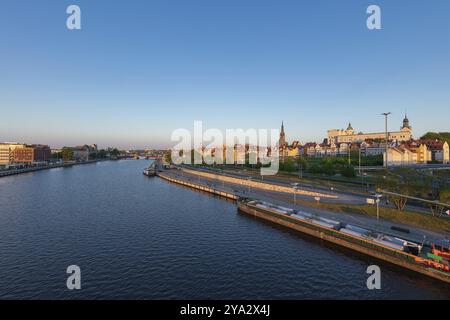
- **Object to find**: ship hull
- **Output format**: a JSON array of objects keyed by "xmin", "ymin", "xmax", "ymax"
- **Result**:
[{"xmin": 238, "ymin": 201, "xmax": 450, "ymax": 284}]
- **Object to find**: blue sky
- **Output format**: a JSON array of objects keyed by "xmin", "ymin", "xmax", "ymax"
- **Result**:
[{"xmin": 0, "ymin": 0, "xmax": 449, "ymax": 149}]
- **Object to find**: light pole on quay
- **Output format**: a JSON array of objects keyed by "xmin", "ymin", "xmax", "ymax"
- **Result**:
[{"xmin": 381, "ymin": 112, "xmax": 391, "ymax": 168}]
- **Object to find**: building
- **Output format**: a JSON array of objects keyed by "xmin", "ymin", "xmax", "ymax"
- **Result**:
[
  {"xmin": 419, "ymin": 140, "xmax": 449, "ymax": 163},
  {"xmin": 71, "ymin": 145, "xmax": 91, "ymax": 161},
  {"xmin": 384, "ymin": 139, "xmax": 449, "ymax": 166},
  {"xmin": 0, "ymin": 143, "xmax": 26, "ymax": 165},
  {"xmin": 385, "ymin": 145, "xmax": 418, "ymax": 166},
  {"xmin": 12, "ymin": 145, "xmax": 51, "ymax": 163},
  {"xmin": 327, "ymin": 114, "xmax": 413, "ymax": 144},
  {"xmin": 299, "ymin": 141, "xmax": 350, "ymax": 158},
  {"xmin": 360, "ymin": 141, "xmax": 387, "ymax": 156},
  {"xmin": 278, "ymin": 121, "xmax": 300, "ymax": 158}
]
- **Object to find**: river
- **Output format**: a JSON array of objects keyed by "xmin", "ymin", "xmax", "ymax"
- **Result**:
[{"xmin": 0, "ymin": 160, "xmax": 448, "ymax": 299}]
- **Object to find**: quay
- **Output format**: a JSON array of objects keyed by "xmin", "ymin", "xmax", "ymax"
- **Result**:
[
  {"xmin": 0, "ymin": 160, "xmax": 98, "ymax": 178},
  {"xmin": 157, "ymin": 171, "xmax": 238, "ymax": 200},
  {"xmin": 179, "ymin": 167, "xmax": 338, "ymax": 200}
]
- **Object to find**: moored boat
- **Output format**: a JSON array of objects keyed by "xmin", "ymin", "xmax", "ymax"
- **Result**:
[
  {"xmin": 238, "ymin": 199, "xmax": 450, "ymax": 284},
  {"xmin": 143, "ymin": 163, "xmax": 156, "ymax": 177}
]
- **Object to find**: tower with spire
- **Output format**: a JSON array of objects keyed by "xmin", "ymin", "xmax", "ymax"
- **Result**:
[
  {"xmin": 279, "ymin": 121, "xmax": 287, "ymax": 147},
  {"xmin": 346, "ymin": 122, "xmax": 354, "ymax": 135},
  {"xmin": 402, "ymin": 112, "xmax": 411, "ymax": 130}
]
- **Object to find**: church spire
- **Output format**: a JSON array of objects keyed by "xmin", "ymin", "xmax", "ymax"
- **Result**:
[{"xmin": 279, "ymin": 121, "xmax": 286, "ymax": 147}]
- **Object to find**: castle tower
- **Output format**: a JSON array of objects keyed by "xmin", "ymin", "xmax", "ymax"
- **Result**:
[
  {"xmin": 402, "ymin": 112, "xmax": 411, "ymax": 130},
  {"xmin": 346, "ymin": 122, "xmax": 354, "ymax": 135}
]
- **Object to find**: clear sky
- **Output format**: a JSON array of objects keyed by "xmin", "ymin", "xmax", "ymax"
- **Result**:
[{"xmin": 1, "ymin": 0, "xmax": 449, "ymax": 149}]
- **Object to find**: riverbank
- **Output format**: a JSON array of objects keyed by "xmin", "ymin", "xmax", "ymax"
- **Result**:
[{"xmin": 0, "ymin": 160, "xmax": 98, "ymax": 178}]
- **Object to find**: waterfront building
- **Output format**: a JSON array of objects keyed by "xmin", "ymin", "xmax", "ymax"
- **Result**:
[
  {"xmin": 71, "ymin": 145, "xmax": 91, "ymax": 161},
  {"xmin": 12, "ymin": 145, "xmax": 51, "ymax": 164},
  {"xmin": 0, "ymin": 143, "xmax": 27, "ymax": 165},
  {"xmin": 327, "ymin": 114, "xmax": 413, "ymax": 144}
]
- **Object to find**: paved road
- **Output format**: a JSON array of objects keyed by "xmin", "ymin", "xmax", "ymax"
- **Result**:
[
  {"xmin": 162, "ymin": 169, "xmax": 449, "ymax": 245},
  {"xmin": 180, "ymin": 166, "xmax": 368, "ymax": 204}
]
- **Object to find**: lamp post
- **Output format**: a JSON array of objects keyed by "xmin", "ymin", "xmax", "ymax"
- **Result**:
[
  {"xmin": 221, "ymin": 168, "xmax": 225, "ymax": 189},
  {"xmin": 348, "ymin": 143, "xmax": 352, "ymax": 165},
  {"xmin": 291, "ymin": 183, "xmax": 299, "ymax": 205},
  {"xmin": 298, "ymin": 159, "xmax": 303, "ymax": 179},
  {"xmin": 358, "ymin": 147, "xmax": 361, "ymax": 175},
  {"xmin": 381, "ymin": 112, "xmax": 391, "ymax": 168},
  {"xmin": 375, "ymin": 193, "xmax": 382, "ymax": 220}
]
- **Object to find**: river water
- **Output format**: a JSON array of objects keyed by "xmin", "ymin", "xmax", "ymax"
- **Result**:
[{"xmin": 0, "ymin": 160, "xmax": 448, "ymax": 299}]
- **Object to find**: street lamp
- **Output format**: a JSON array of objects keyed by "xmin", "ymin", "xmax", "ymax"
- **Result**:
[
  {"xmin": 358, "ymin": 147, "xmax": 361, "ymax": 175},
  {"xmin": 291, "ymin": 182, "xmax": 299, "ymax": 205},
  {"xmin": 375, "ymin": 193, "xmax": 383, "ymax": 220},
  {"xmin": 298, "ymin": 160, "xmax": 303, "ymax": 179},
  {"xmin": 348, "ymin": 142, "xmax": 352, "ymax": 165},
  {"xmin": 381, "ymin": 112, "xmax": 391, "ymax": 168}
]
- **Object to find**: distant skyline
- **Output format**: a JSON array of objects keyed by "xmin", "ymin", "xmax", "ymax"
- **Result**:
[{"xmin": 1, "ymin": 0, "xmax": 449, "ymax": 149}]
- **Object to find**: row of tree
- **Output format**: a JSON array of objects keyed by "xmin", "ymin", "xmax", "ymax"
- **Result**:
[
  {"xmin": 421, "ymin": 132, "xmax": 450, "ymax": 145},
  {"xmin": 375, "ymin": 168, "xmax": 449, "ymax": 216},
  {"xmin": 53, "ymin": 147, "xmax": 121, "ymax": 161}
]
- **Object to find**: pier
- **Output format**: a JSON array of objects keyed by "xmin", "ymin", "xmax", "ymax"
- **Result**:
[{"xmin": 157, "ymin": 171, "xmax": 238, "ymax": 200}]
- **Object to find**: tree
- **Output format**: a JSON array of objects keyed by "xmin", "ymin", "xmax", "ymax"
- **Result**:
[
  {"xmin": 61, "ymin": 147, "xmax": 73, "ymax": 161},
  {"xmin": 296, "ymin": 157, "xmax": 307, "ymax": 169},
  {"xmin": 321, "ymin": 159, "xmax": 336, "ymax": 176},
  {"xmin": 280, "ymin": 158, "xmax": 296, "ymax": 172},
  {"xmin": 376, "ymin": 171, "xmax": 420, "ymax": 211},
  {"xmin": 421, "ymin": 132, "xmax": 450, "ymax": 145},
  {"xmin": 164, "ymin": 152, "xmax": 172, "ymax": 164},
  {"xmin": 430, "ymin": 186, "xmax": 450, "ymax": 217},
  {"xmin": 341, "ymin": 165, "xmax": 356, "ymax": 178},
  {"xmin": 109, "ymin": 148, "xmax": 120, "ymax": 156},
  {"xmin": 97, "ymin": 149, "xmax": 108, "ymax": 159}
]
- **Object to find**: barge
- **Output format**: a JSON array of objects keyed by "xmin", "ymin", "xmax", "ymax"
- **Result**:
[{"xmin": 238, "ymin": 199, "xmax": 450, "ymax": 284}]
